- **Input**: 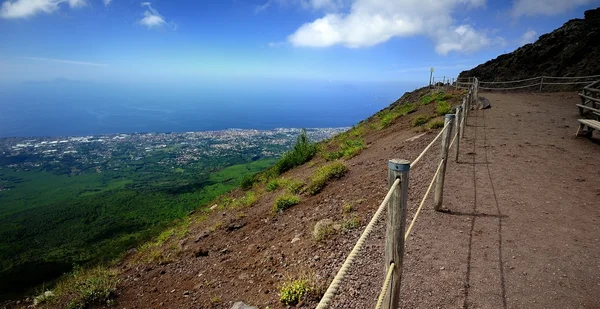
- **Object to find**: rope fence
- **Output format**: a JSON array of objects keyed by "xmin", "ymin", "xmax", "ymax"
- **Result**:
[
  {"xmin": 315, "ymin": 78, "xmax": 478, "ymax": 309},
  {"xmin": 471, "ymin": 74, "xmax": 600, "ymax": 91}
]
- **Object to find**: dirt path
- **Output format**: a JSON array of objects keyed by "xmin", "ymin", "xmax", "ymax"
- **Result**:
[{"xmin": 396, "ymin": 91, "xmax": 600, "ymax": 309}]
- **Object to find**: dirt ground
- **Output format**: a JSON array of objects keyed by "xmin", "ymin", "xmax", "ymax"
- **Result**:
[{"xmin": 95, "ymin": 91, "xmax": 600, "ymax": 309}]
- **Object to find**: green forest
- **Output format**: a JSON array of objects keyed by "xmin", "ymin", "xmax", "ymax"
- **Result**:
[{"xmin": 0, "ymin": 157, "xmax": 276, "ymax": 300}]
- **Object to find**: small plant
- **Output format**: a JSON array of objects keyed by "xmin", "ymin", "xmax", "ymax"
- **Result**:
[
  {"xmin": 266, "ymin": 179, "xmax": 281, "ymax": 192},
  {"xmin": 210, "ymin": 295, "xmax": 221, "ymax": 304},
  {"xmin": 342, "ymin": 202, "xmax": 354, "ymax": 213},
  {"xmin": 279, "ymin": 279, "xmax": 312, "ymax": 305},
  {"xmin": 428, "ymin": 118, "xmax": 445, "ymax": 129},
  {"xmin": 341, "ymin": 216, "xmax": 361, "ymax": 231},
  {"xmin": 436, "ymin": 100, "xmax": 452, "ymax": 116},
  {"xmin": 378, "ymin": 104, "xmax": 416, "ymax": 129},
  {"xmin": 209, "ymin": 221, "xmax": 224, "ymax": 232},
  {"xmin": 419, "ymin": 94, "xmax": 434, "ymax": 105},
  {"xmin": 412, "ymin": 115, "xmax": 431, "ymax": 127},
  {"xmin": 273, "ymin": 129, "xmax": 318, "ymax": 176},
  {"xmin": 280, "ymin": 178, "xmax": 304, "ymax": 194},
  {"xmin": 53, "ymin": 266, "xmax": 119, "ymax": 309},
  {"xmin": 307, "ymin": 162, "xmax": 348, "ymax": 195},
  {"xmin": 273, "ymin": 194, "xmax": 301, "ymax": 212},
  {"xmin": 232, "ymin": 191, "xmax": 258, "ymax": 209},
  {"xmin": 313, "ymin": 219, "xmax": 335, "ymax": 241}
]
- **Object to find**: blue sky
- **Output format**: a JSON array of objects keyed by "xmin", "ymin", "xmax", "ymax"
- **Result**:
[{"xmin": 0, "ymin": 0, "xmax": 597, "ymax": 85}]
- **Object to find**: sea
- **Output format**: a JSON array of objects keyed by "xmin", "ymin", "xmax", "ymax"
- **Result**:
[{"xmin": 0, "ymin": 79, "xmax": 418, "ymax": 137}]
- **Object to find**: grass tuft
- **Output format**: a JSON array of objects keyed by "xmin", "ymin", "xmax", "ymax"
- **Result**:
[
  {"xmin": 273, "ymin": 194, "xmax": 301, "ymax": 212},
  {"xmin": 307, "ymin": 162, "xmax": 348, "ymax": 195},
  {"xmin": 436, "ymin": 100, "xmax": 452, "ymax": 116},
  {"xmin": 279, "ymin": 279, "xmax": 313, "ymax": 306},
  {"xmin": 412, "ymin": 115, "xmax": 431, "ymax": 127},
  {"xmin": 52, "ymin": 266, "xmax": 119, "ymax": 309},
  {"xmin": 428, "ymin": 118, "xmax": 445, "ymax": 129}
]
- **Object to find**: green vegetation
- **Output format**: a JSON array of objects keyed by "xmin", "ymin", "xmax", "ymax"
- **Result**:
[
  {"xmin": 266, "ymin": 179, "xmax": 281, "ymax": 192},
  {"xmin": 307, "ymin": 162, "xmax": 348, "ymax": 195},
  {"xmin": 241, "ymin": 129, "xmax": 317, "ymax": 190},
  {"xmin": 273, "ymin": 129, "xmax": 318, "ymax": 176},
  {"xmin": 428, "ymin": 118, "xmax": 446, "ymax": 129},
  {"xmin": 279, "ymin": 178, "xmax": 305, "ymax": 194},
  {"xmin": 232, "ymin": 191, "xmax": 259, "ymax": 209},
  {"xmin": 341, "ymin": 215, "xmax": 361, "ymax": 231},
  {"xmin": 51, "ymin": 266, "xmax": 119, "ymax": 309},
  {"xmin": 312, "ymin": 219, "xmax": 335, "ymax": 242},
  {"xmin": 273, "ymin": 194, "xmax": 301, "ymax": 212},
  {"xmin": 437, "ymin": 100, "xmax": 452, "ymax": 115},
  {"xmin": 0, "ymin": 157, "xmax": 275, "ymax": 299},
  {"xmin": 412, "ymin": 115, "xmax": 432, "ymax": 127},
  {"xmin": 378, "ymin": 103, "xmax": 416, "ymax": 129},
  {"xmin": 279, "ymin": 279, "xmax": 313, "ymax": 306}
]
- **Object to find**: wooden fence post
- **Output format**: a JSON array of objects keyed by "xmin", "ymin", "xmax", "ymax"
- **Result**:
[
  {"xmin": 461, "ymin": 98, "xmax": 467, "ymax": 137},
  {"xmin": 434, "ymin": 114, "xmax": 455, "ymax": 211},
  {"xmin": 455, "ymin": 106, "xmax": 463, "ymax": 162},
  {"xmin": 384, "ymin": 159, "xmax": 410, "ymax": 309},
  {"xmin": 539, "ymin": 76, "xmax": 544, "ymax": 92}
]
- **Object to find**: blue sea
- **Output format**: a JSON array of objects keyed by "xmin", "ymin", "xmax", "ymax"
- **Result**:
[{"xmin": 0, "ymin": 79, "xmax": 418, "ymax": 137}]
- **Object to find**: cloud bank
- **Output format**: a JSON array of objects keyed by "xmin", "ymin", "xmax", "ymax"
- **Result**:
[{"xmin": 0, "ymin": 0, "xmax": 85, "ymax": 19}]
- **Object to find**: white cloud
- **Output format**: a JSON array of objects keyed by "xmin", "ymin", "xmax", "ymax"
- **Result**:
[
  {"xmin": 519, "ymin": 29, "xmax": 537, "ymax": 45},
  {"xmin": 0, "ymin": 0, "xmax": 85, "ymax": 19},
  {"xmin": 139, "ymin": 2, "xmax": 166, "ymax": 29},
  {"xmin": 254, "ymin": 1, "xmax": 272, "ymax": 14},
  {"xmin": 268, "ymin": 41, "xmax": 286, "ymax": 48},
  {"xmin": 511, "ymin": 0, "xmax": 595, "ymax": 17},
  {"xmin": 287, "ymin": 0, "xmax": 499, "ymax": 55},
  {"xmin": 103, "ymin": 0, "xmax": 111, "ymax": 6},
  {"xmin": 22, "ymin": 56, "xmax": 107, "ymax": 66}
]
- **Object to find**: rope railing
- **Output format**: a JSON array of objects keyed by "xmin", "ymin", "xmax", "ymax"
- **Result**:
[
  {"xmin": 315, "ymin": 79, "xmax": 476, "ymax": 309},
  {"xmin": 476, "ymin": 74, "xmax": 600, "ymax": 91}
]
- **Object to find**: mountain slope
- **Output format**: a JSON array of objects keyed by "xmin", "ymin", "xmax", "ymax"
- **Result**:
[{"xmin": 459, "ymin": 8, "xmax": 600, "ymax": 82}]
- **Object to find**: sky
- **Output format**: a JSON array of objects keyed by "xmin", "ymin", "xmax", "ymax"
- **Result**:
[{"xmin": 0, "ymin": 0, "xmax": 598, "ymax": 85}]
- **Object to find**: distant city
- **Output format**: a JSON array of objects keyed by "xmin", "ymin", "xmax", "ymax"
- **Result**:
[{"xmin": 0, "ymin": 128, "xmax": 346, "ymax": 189}]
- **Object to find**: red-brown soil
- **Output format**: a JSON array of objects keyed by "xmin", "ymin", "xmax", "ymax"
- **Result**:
[{"xmin": 44, "ymin": 91, "xmax": 600, "ymax": 309}]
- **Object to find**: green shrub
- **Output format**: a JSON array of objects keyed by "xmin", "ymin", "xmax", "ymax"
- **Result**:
[
  {"xmin": 273, "ymin": 129, "xmax": 318, "ymax": 176},
  {"xmin": 233, "ymin": 191, "xmax": 258, "ymax": 209},
  {"xmin": 342, "ymin": 216, "xmax": 361, "ymax": 231},
  {"xmin": 53, "ymin": 266, "xmax": 119, "ymax": 309},
  {"xmin": 279, "ymin": 279, "xmax": 312, "ymax": 305},
  {"xmin": 307, "ymin": 162, "xmax": 348, "ymax": 195},
  {"xmin": 436, "ymin": 100, "xmax": 451, "ymax": 116},
  {"xmin": 240, "ymin": 174, "xmax": 259, "ymax": 190},
  {"xmin": 378, "ymin": 104, "xmax": 416, "ymax": 129},
  {"xmin": 266, "ymin": 179, "xmax": 280, "ymax": 192},
  {"xmin": 428, "ymin": 118, "xmax": 445, "ymax": 129},
  {"xmin": 412, "ymin": 115, "xmax": 431, "ymax": 127},
  {"xmin": 419, "ymin": 94, "xmax": 434, "ymax": 105},
  {"xmin": 273, "ymin": 194, "xmax": 301, "ymax": 212},
  {"xmin": 322, "ymin": 151, "xmax": 343, "ymax": 161},
  {"xmin": 280, "ymin": 178, "xmax": 304, "ymax": 194}
]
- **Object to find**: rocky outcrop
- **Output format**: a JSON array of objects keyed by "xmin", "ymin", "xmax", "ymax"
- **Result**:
[{"xmin": 459, "ymin": 8, "xmax": 600, "ymax": 83}]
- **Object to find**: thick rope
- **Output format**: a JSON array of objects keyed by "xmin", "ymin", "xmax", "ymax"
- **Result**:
[
  {"xmin": 405, "ymin": 159, "xmax": 444, "ymax": 241},
  {"xmin": 411, "ymin": 124, "xmax": 448, "ymax": 168},
  {"xmin": 375, "ymin": 262, "xmax": 396, "ymax": 309},
  {"xmin": 315, "ymin": 178, "xmax": 401, "ymax": 309}
]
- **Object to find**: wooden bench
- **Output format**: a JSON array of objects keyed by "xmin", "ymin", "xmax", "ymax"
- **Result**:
[{"xmin": 576, "ymin": 119, "xmax": 600, "ymax": 137}]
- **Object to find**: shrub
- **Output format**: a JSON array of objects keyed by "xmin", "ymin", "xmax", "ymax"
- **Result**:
[
  {"xmin": 273, "ymin": 194, "xmax": 301, "ymax": 212},
  {"xmin": 428, "ymin": 118, "xmax": 445, "ymax": 129},
  {"xmin": 273, "ymin": 129, "xmax": 317, "ymax": 176},
  {"xmin": 412, "ymin": 115, "xmax": 431, "ymax": 127},
  {"xmin": 266, "ymin": 179, "xmax": 280, "ymax": 192},
  {"xmin": 233, "ymin": 191, "xmax": 258, "ymax": 209},
  {"xmin": 322, "ymin": 151, "xmax": 343, "ymax": 161},
  {"xmin": 240, "ymin": 174, "xmax": 259, "ymax": 190},
  {"xmin": 53, "ymin": 266, "xmax": 119, "ymax": 309},
  {"xmin": 280, "ymin": 178, "xmax": 304, "ymax": 194},
  {"xmin": 340, "ymin": 138, "xmax": 365, "ymax": 159},
  {"xmin": 436, "ymin": 100, "xmax": 452, "ymax": 116},
  {"xmin": 379, "ymin": 104, "xmax": 416, "ymax": 129},
  {"xmin": 279, "ymin": 279, "xmax": 313, "ymax": 306},
  {"xmin": 341, "ymin": 216, "xmax": 361, "ymax": 231},
  {"xmin": 313, "ymin": 219, "xmax": 335, "ymax": 241},
  {"xmin": 307, "ymin": 162, "xmax": 348, "ymax": 195},
  {"xmin": 419, "ymin": 94, "xmax": 434, "ymax": 105}
]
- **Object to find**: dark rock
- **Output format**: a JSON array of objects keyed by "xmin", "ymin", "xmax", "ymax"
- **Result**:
[
  {"xmin": 226, "ymin": 221, "xmax": 246, "ymax": 231},
  {"xmin": 194, "ymin": 248, "xmax": 209, "ymax": 257}
]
